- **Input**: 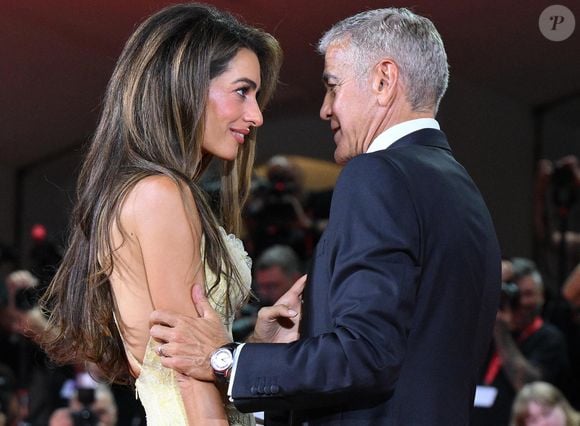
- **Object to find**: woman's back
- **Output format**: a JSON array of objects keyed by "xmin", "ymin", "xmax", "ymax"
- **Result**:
[{"xmin": 109, "ymin": 175, "xmax": 203, "ymax": 369}]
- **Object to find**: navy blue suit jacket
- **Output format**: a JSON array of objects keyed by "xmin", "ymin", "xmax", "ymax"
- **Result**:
[{"xmin": 233, "ymin": 129, "xmax": 501, "ymax": 425}]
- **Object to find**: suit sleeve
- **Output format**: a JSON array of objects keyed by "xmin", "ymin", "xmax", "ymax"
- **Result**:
[{"xmin": 232, "ymin": 154, "xmax": 422, "ymax": 412}]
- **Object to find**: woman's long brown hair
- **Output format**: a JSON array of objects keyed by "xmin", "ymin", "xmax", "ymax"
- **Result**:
[{"xmin": 39, "ymin": 3, "xmax": 282, "ymax": 384}]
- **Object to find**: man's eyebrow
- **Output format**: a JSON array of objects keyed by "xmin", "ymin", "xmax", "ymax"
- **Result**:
[{"xmin": 232, "ymin": 77, "xmax": 258, "ymax": 89}]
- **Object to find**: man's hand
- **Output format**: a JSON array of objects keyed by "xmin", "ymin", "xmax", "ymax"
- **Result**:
[
  {"xmin": 248, "ymin": 275, "xmax": 307, "ymax": 344},
  {"xmin": 149, "ymin": 285, "xmax": 231, "ymax": 381}
]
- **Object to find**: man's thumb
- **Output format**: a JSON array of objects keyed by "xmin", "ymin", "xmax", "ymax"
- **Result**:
[{"xmin": 191, "ymin": 284, "xmax": 211, "ymax": 318}]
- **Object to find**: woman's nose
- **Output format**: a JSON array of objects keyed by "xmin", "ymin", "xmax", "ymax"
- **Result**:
[{"xmin": 246, "ymin": 100, "xmax": 264, "ymax": 127}]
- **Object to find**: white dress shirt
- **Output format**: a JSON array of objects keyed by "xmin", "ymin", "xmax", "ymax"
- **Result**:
[{"xmin": 366, "ymin": 118, "xmax": 440, "ymax": 153}]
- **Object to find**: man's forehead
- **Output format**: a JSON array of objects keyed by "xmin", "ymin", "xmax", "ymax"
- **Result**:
[
  {"xmin": 322, "ymin": 66, "xmax": 353, "ymax": 85},
  {"xmin": 324, "ymin": 43, "xmax": 349, "ymax": 64},
  {"xmin": 323, "ymin": 45, "xmax": 351, "ymax": 80}
]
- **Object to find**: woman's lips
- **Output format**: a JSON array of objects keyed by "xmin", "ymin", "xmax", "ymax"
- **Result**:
[{"xmin": 231, "ymin": 128, "xmax": 249, "ymax": 144}]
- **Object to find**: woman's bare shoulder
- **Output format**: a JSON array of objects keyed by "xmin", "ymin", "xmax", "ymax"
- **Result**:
[{"xmin": 120, "ymin": 175, "xmax": 199, "ymax": 229}]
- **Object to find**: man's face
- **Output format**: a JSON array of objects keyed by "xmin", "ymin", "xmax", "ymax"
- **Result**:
[
  {"xmin": 512, "ymin": 275, "xmax": 544, "ymax": 330},
  {"xmin": 319, "ymin": 43, "xmax": 376, "ymax": 165},
  {"xmin": 255, "ymin": 265, "xmax": 295, "ymax": 306}
]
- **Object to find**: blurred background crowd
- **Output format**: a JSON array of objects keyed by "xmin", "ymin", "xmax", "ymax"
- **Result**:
[{"xmin": 1, "ymin": 153, "xmax": 579, "ymax": 426}]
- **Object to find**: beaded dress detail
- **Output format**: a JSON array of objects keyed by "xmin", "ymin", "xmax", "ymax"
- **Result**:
[{"xmin": 126, "ymin": 227, "xmax": 254, "ymax": 426}]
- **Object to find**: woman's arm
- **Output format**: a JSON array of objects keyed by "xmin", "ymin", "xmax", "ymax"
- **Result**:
[{"xmin": 128, "ymin": 175, "xmax": 228, "ymax": 425}]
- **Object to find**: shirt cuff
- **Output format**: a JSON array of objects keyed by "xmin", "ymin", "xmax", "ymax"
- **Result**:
[{"xmin": 227, "ymin": 343, "xmax": 245, "ymax": 401}]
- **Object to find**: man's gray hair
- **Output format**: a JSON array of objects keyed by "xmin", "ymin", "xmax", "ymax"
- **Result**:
[
  {"xmin": 511, "ymin": 257, "xmax": 544, "ymax": 292},
  {"xmin": 318, "ymin": 8, "xmax": 449, "ymax": 113},
  {"xmin": 255, "ymin": 245, "xmax": 302, "ymax": 276}
]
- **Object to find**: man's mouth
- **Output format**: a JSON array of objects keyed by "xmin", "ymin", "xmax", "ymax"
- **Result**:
[{"xmin": 332, "ymin": 126, "xmax": 341, "ymax": 143}]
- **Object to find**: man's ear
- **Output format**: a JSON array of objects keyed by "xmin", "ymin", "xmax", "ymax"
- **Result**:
[{"xmin": 373, "ymin": 59, "xmax": 399, "ymax": 106}]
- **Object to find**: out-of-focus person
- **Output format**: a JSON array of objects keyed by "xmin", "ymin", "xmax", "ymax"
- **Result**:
[
  {"xmin": 533, "ymin": 156, "xmax": 580, "ymax": 291},
  {"xmin": 0, "ymin": 363, "xmax": 20, "ymax": 426},
  {"xmin": 244, "ymin": 155, "xmax": 317, "ymax": 261},
  {"xmin": 473, "ymin": 258, "xmax": 570, "ymax": 425},
  {"xmin": 511, "ymin": 381, "xmax": 580, "ymax": 426},
  {"xmin": 254, "ymin": 245, "xmax": 302, "ymax": 306},
  {"xmin": 562, "ymin": 264, "xmax": 580, "ymax": 306}
]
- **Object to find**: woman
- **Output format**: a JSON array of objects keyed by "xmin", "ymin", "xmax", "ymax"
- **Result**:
[
  {"xmin": 511, "ymin": 382, "xmax": 580, "ymax": 426},
  {"xmin": 40, "ymin": 3, "xmax": 282, "ymax": 425}
]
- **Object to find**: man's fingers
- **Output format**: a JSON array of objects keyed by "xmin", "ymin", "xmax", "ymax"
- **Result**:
[
  {"xmin": 150, "ymin": 323, "xmax": 175, "ymax": 342},
  {"xmin": 259, "ymin": 304, "xmax": 298, "ymax": 321},
  {"xmin": 191, "ymin": 284, "xmax": 219, "ymax": 320},
  {"xmin": 156, "ymin": 341, "xmax": 180, "ymax": 358},
  {"xmin": 274, "ymin": 274, "xmax": 307, "ymax": 306},
  {"xmin": 159, "ymin": 354, "xmax": 181, "ymax": 371},
  {"xmin": 150, "ymin": 310, "xmax": 179, "ymax": 328},
  {"xmin": 290, "ymin": 274, "xmax": 307, "ymax": 296},
  {"xmin": 158, "ymin": 349, "xmax": 213, "ymax": 382}
]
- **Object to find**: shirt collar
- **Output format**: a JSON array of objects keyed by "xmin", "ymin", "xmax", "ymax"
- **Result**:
[{"xmin": 366, "ymin": 118, "xmax": 440, "ymax": 154}]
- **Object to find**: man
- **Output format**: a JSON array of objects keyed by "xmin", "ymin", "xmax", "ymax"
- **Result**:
[
  {"xmin": 151, "ymin": 8, "xmax": 501, "ymax": 425},
  {"xmin": 472, "ymin": 259, "xmax": 570, "ymax": 425}
]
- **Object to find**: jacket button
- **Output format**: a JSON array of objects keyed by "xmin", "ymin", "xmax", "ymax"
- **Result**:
[
  {"xmin": 269, "ymin": 385, "xmax": 279, "ymax": 394},
  {"xmin": 250, "ymin": 386, "xmax": 257, "ymax": 395}
]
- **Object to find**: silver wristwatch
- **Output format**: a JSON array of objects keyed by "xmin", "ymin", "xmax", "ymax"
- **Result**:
[{"xmin": 210, "ymin": 342, "xmax": 239, "ymax": 384}]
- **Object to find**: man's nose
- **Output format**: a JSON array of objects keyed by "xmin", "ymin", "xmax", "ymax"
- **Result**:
[{"xmin": 319, "ymin": 93, "xmax": 332, "ymax": 121}]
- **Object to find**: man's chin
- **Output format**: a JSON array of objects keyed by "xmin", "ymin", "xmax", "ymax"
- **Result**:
[{"xmin": 333, "ymin": 148, "xmax": 350, "ymax": 165}]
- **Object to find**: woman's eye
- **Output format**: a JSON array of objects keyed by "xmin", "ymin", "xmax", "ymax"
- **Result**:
[{"xmin": 236, "ymin": 86, "xmax": 249, "ymax": 97}]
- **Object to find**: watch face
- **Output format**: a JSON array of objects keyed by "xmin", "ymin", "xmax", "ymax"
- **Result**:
[{"xmin": 211, "ymin": 348, "xmax": 234, "ymax": 372}]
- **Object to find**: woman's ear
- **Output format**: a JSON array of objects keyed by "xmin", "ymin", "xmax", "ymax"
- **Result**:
[{"xmin": 373, "ymin": 59, "xmax": 399, "ymax": 106}]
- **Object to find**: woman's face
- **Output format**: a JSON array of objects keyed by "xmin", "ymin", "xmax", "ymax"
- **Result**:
[
  {"xmin": 525, "ymin": 401, "xmax": 567, "ymax": 426},
  {"xmin": 203, "ymin": 48, "xmax": 263, "ymax": 161}
]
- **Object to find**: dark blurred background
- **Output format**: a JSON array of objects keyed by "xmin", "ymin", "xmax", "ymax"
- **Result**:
[
  {"xmin": 0, "ymin": 0, "xmax": 578, "ymax": 263},
  {"xmin": 1, "ymin": 2, "xmax": 579, "ymax": 424}
]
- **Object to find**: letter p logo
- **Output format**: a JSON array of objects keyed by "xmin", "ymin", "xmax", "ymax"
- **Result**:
[
  {"xmin": 550, "ymin": 15, "xmax": 565, "ymax": 31},
  {"xmin": 539, "ymin": 5, "xmax": 575, "ymax": 41}
]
